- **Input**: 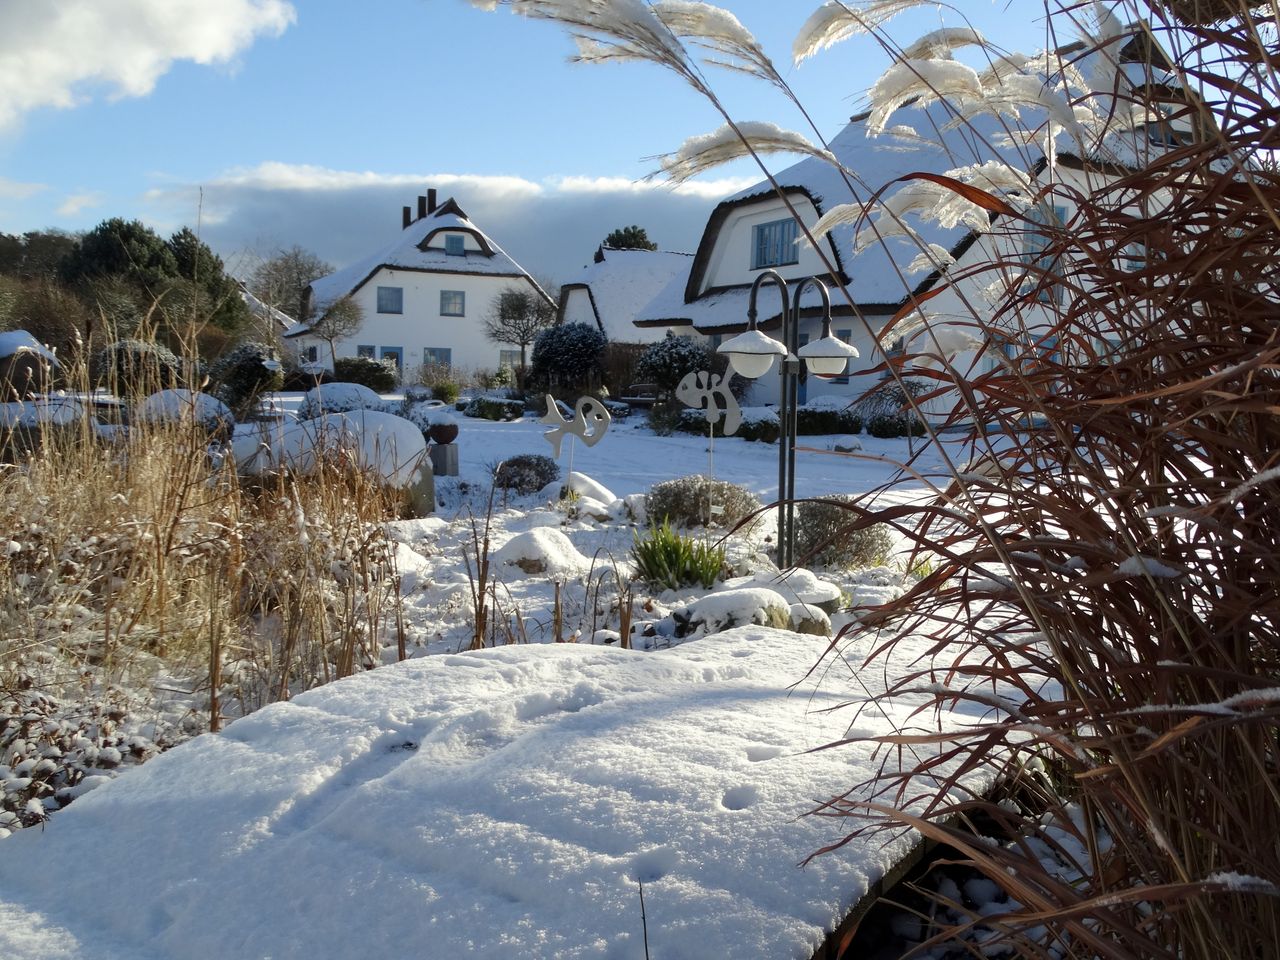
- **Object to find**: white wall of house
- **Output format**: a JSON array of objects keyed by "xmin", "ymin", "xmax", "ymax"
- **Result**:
[
  {"xmin": 292, "ymin": 267, "xmax": 542, "ymax": 379},
  {"xmin": 699, "ymin": 194, "xmax": 828, "ymax": 296}
]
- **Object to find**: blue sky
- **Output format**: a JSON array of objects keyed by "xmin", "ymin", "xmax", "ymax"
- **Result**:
[{"xmin": 0, "ymin": 1, "xmax": 1054, "ymax": 285}]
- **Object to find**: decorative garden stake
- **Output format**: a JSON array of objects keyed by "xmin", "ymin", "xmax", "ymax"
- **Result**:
[
  {"xmin": 676, "ymin": 370, "xmax": 741, "ymax": 518},
  {"xmin": 539, "ymin": 394, "xmax": 612, "ymax": 475}
]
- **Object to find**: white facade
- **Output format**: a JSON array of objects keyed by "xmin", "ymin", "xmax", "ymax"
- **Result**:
[
  {"xmin": 291, "ymin": 267, "xmax": 541, "ymax": 378},
  {"xmin": 287, "ymin": 195, "xmax": 551, "ymax": 381}
]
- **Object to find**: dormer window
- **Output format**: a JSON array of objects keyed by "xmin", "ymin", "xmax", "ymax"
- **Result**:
[
  {"xmin": 752, "ymin": 218, "xmax": 798, "ymax": 270},
  {"xmin": 445, "ymin": 235, "xmax": 465, "ymax": 257}
]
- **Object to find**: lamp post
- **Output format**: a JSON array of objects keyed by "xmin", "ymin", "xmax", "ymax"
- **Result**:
[{"xmin": 717, "ymin": 270, "xmax": 859, "ymax": 568}]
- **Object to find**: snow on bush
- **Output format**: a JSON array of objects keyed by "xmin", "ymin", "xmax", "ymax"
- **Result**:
[
  {"xmin": 634, "ymin": 333, "xmax": 713, "ymax": 392},
  {"xmin": 493, "ymin": 454, "xmax": 559, "ymax": 495},
  {"xmin": 724, "ymin": 568, "xmax": 843, "ymax": 612},
  {"xmin": 0, "ymin": 397, "xmax": 84, "ymax": 429},
  {"xmin": 794, "ymin": 495, "xmax": 894, "ymax": 569},
  {"xmin": 464, "ymin": 396, "xmax": 524, "ymax": 421},
  {"xmin": 93, "ymin": 339, "xmax": 181, "ymax": 395},
  {"xmin": 208, "ymin": 342, "xmax": 283, "ymax": 417},
  {"xmin": 494, "ymin": 528, "xmax": 592, "ymax": 578},
  {"xmin": 1, "ymin": 679, "xmax": 158, "ymax": 836},
  {"xmin": 646, "ymin": 474, "xmax": 762, "ymax": 530},
  {"xmin": 296, "ymin": 382, "xmax": 390, "ymax": 420},
  {"xmin": 529, "ymin": 321, "xmax": 606, "ymax": 389},
  {"xmin": 135, "ymin": 389, "xmax": 234, "ymax": 434}
]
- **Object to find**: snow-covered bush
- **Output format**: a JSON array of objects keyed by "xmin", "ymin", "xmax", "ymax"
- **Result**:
[
  {"xmin": 209, "ymin": 342, "xmax": 283, "ymax": 419},
  {"xmin": 135, "ymin": 389, "xmax": 234, "ymax": 436},
  {"xmin": 795, "ymin": 403, "xmax": 861, "ymax": 435},
  {"xmin": 634, "ymin": 333, "xmax": 713, "ymax": 393},
  {"xmin": 646, "ymin": 474, "xmax": 761, "ymax": 530},
  {"xmin": 93, "ymin": 339, "xmax": 181, "ymax": 396},
  {"xmin": 793, "ymin": 495, "xmax": 893, "ymax": 569},
  {"xmin": 296, "ymin": 382, "xmax": 389, "ymax": 420},
  {"xmin": 493, "ymin": 453, "xmax": 559, "ymax": 495},
  {"xmin": 464, "ymin": 396, "xmax": 524, "ymax": 421},
  {"xmin": 333, "ymin": 356, "xmax": 397, "ymax": 392},
  {"xmin": 675, "ymin": 405, "xmax": 780, "ymax": 442},
  {"xmin": 0, "ymin": 679, "xmax": 157, "ymax": 833},
  {"xmin": 529, "ymin": 322, "xmax": 606, "ymax": 391}
]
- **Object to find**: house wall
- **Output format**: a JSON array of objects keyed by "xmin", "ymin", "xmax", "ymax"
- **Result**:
[
  {"xmin": 699, "ymin": 194, "xmax": 828, "ymax": 296},
  {"xmin": 291, "ymin": 267, "xmax": 541, "ymax": 379}
]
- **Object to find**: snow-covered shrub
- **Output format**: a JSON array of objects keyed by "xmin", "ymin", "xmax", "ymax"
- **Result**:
[
  {"xmin": 793, "ymin": 495, "xmax": 893, "ymax": 569},
  {"xmin": 135, "ymin": 389, "xmax": 234, "ymax": 436},
  {"xmin": 464, "ymin": 396, "xmax": 524, "ymax": 421},
  {"xmin": 296, "ymin": 382, "xmax": 389, "ymax": 420},
  {"xmin": 333, "ymin": 356, "xmax": 397, "ymax": 392},
  {"xmin": 493, "ymin": 453, "xmax": 559, "ymax": 494},
  {"xmin": 634, "ymin": 333, "xmax": 714, "ymax": 393},
  {"xmin": 646, "ymin": 474, "xmax": 762, "ymax": 530},
  {"xmin": 856, "ymin": 378, "xmax": 928, "ymax": 438},
  {"xmin": 0, "ymin": 678, "xmax": 157, "ymax": 833},
  {"xmin": 93, "ymin": 339, "xmax": 181, "ymax": 396},
  {"xmin": 529, "ymin": 322, "xmax": 606, "ymax": 391},
  {"xmin": 670, "ymin": 586, "xmax": 790, "ymax": 638},
  {"xmin": 399, "ymin": 397, "xmax": 455, "ymax": 440},
  {"xmin": 631, "ymin": 520, "xmax": 725, "ymax": 591},
  {"xmin": 795, "ymin": 404, "xmax": 861, "ymax": 435},
  {"xmin": 209, "ymin": 342, "xmax": 283, "ymax": 419}
]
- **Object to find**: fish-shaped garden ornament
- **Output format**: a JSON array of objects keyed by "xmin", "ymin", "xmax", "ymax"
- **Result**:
[
  {"xmin": 539, "ymin": 394, "xmax": 612, "ymax": 458},
  {"xmin": 676, "ymin": 370, "xmax": 741, "ymax": 436}
]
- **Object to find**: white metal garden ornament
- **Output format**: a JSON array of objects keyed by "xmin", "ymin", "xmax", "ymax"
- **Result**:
[
  {"xmin": 539, "ymin": 395, "xmax": 612, "ymax": 473},
  {"xmin": 676, "ymin": 370, "xmax": 741, "ymax": 517}
]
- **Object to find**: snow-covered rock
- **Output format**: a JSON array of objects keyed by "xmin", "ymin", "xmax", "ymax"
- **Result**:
[
  {"xmin": 790, "ymin": 603, "xmax": 832, "ymax": 637},
  {"xmin": 494, "ymin": 528, "xmax": 592, "ymax": 578},
  {"xmin": 233, "ymin": 410, "xmax": 427, "ymax": 488},
  {"xmin": 726, "ymin": 568, "xmax": 844, "ymax": 613},
  {"xmin": 674, "ymin": 587, "xmax": 792, "ymax": 638},
  {"xmin": 0, "ymin": 397, "xmax": 84, "ymax": 429},
  {"xmin": 564, "ymin": 471, "xmax": 615, "ymax": 504}
]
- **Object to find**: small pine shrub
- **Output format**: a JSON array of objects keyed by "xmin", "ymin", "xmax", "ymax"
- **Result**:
[
  {"xmin": 793, "ymin": 495, "xmax": 893, "ymax": 568},
  {"xmin": 465, "ymin": 396, "xmax": 524, "ymax": 421},
  {"xmin": 630, "ymin": 520, "xmax": 725, "ymax": 591},
  {"xmin": 209, "ymin": 342, "xmax": 283, "ymax": 419},
  {"xmin": 93, "ymin": 339, "xmax": 181, "ymax": 396},
  {"xmin": 333, "ymin": 356, "xmax": 397, "ymax": 393},
  {"xmin": 645, "ymin": 474, "xmax": 761, "ymax": 530},
  {"xmin": 647, "ymin": 399, "xmax": 684, "ymax": 436},
  {"xmin": 430, "ymin": 379, "xmax": 460, "ymax": 405},
  {"xmin": 493, "ymin": 453, "xmax": 559, "ymax": 494},
  {"xmin": 865, "ymin": 414, "xmax": 925, "ymax": 438}
]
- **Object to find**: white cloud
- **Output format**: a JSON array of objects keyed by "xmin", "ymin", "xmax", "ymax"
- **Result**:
[
  {"xmin": 146, "ymin": 163, "xmax": 747, "ymax": 284},
  {"xmin": 0, "ymin": 0, "xmax": 295, "ymax": 132},
  {"xmin": 56, "ymin": 191, "xmax": 106, "ymax": 217},
  {"xmin": 0, "ymin": 176, "xmax": 46, "ymax": 200}
]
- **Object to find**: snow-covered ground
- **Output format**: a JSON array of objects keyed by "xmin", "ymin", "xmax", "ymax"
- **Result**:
[{"xmin": 0, "ymin": 403, "xmax": 984, "ymax": 958}]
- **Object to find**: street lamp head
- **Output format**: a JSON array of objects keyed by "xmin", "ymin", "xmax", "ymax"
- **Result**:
[
  {"xmin": 797, "ymin": 328, "xmax": 860, "ymax": 377},
  {"xmin": 718, "ymin": 327, "xmax": 786, "ymax": 379}
]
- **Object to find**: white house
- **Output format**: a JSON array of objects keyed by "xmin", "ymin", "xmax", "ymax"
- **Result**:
[
  {"xmin": 557, "ymin": 246, "xmax": 693, "ymax": 343},
  {"xmin": 631, "ymin": 28, "xmax": 1191, "ymax": 411},
  {"xmin": 285, "ymin": 191, "xmax": 553, "ymax": 378}
]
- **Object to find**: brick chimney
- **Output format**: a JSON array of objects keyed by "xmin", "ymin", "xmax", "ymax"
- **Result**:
[
  {"xmin": 417, "ymin": 195, "xmax": 428, "ymax": 220},
  {"xmin": 427, "ymin": 188, "xmax": 437, "ymax": 213},
  {"xmin": 402, "ymin": 206, "xmax": 412, "ymax": 229}
]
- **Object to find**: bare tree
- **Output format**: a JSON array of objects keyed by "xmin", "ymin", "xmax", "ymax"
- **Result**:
[
  {"xmin": 482, "ymin": 284, "xmax": 558, "ymax": 369},
  {"xmin": 247, "ymin": 246, "xmax": 332, "ymax": 319},
  {"xmin": 308, "ymin": 296, "xmax": 363, "ymax": 367}
]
